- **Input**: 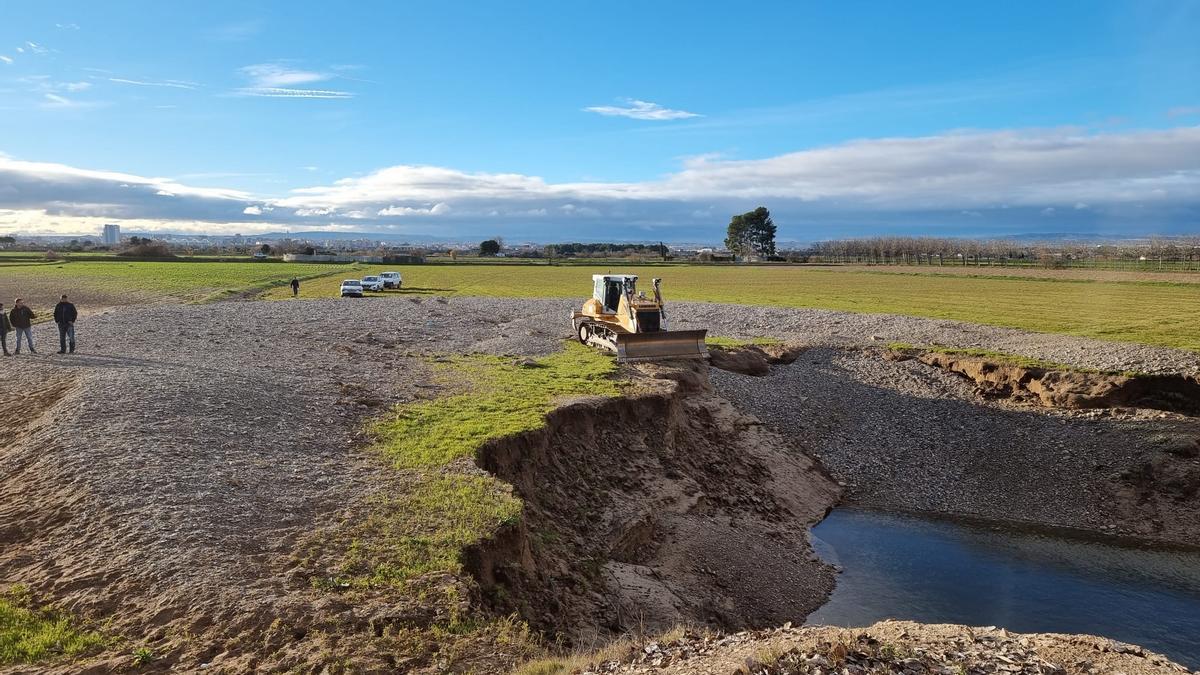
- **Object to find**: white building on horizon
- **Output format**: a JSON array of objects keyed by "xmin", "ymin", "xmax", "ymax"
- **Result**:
[{"xmin": 102, "ymin": 223, "xmax": 121, "ymax": 246}]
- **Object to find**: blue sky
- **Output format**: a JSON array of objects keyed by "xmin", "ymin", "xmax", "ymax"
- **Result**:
[{"xmin": 1, "ymin": 1, "xmax": 1198, "ymax": 242}]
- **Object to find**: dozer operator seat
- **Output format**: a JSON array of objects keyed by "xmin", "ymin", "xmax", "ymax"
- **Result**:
[{"xmin": 593, "ymin": 274, "xmax": 637, "ymax": 313}]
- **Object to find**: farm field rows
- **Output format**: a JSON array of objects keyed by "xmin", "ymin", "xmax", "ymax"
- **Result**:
[{"xmin": 266, "ymin": 263, "xmax": 1200, "ymax": 351}]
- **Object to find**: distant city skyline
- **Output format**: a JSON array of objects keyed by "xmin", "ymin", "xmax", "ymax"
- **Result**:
[{"xmin": 1, "ymin": 1, "xmax": 1198, "ymax": 241}]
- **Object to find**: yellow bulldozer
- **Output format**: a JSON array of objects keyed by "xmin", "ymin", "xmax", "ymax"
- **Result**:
[{"xmin": 571, "ymin": 274, "xmax": 708, "ymax": 362}]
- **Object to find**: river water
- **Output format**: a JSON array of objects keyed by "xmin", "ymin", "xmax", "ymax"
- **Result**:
[{"xmin": 807, "ymin": 509, "xmax": 1200, "ymax": 669}]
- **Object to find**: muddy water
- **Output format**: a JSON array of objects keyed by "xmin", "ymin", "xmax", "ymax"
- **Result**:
[{"xmin": 808, "ymin": 509, "xmax": 1200, "ymax": 669}]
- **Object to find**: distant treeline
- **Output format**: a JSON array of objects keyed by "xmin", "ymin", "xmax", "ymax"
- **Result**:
[
  {"xmin": 507, "ymin": 242, "xmax": 669, "ymax": 258},
  {"xmin": 788, "ymin": 236, "xmax": 1200, "ymax": 269}
]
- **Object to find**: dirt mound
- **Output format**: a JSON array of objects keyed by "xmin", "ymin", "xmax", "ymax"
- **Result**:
[
  {"xmin": 708, "ymin": 344, "xmax": 804, "ymax": 376},
  {"xmin": 893, "ymin": 349, "xmax": 1200, "ymax": 415},
  {"xmin": 573, "ymin": 620, "xmax": 1193, "ymax": 674},
  {"xmin": 469, "ymin": 361, "xmax": 840, "ymax": 645}
]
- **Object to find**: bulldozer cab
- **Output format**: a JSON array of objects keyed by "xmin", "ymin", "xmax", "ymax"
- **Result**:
[{"xmin": 593, "ymin": 274, "xmax": 636, "ymax": 314}]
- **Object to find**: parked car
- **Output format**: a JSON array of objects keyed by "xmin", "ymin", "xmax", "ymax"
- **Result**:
[
  {"xmin": 360, "ymin": 275, "xmax": 384, "ymax": 292},
  {"xmin": 379, "ymin": 271, "xmax": 403, "ymax": 288},
  {"xmin": 339, "ymin": 279, "xmax": 364, "ymax": 297}
]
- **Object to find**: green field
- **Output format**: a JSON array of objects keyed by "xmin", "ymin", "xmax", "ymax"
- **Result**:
[
  {"xmin": 2, "ymin": 260, "xmax": 1198, "ymax": 350},
  {"xmin": 265, "ymin": 263, "xmax": 1200, "ymax": 351},
  {"xmin": 0, "ymin": 260, "xmax": 350, "ymax": 306}
]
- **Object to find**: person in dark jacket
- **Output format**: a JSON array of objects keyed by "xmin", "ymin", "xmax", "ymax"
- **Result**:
[
  {"xmin": 9, "ymin": 298, "xmax": 36, "ymax": 354},
  {"xmin": 53, "ymin": 294, "xmax": 78, "ymax": 354},
  {"xmin": 290, "ymin": 278, "xmax": 300, "ymax": 297},
  {"xmin": 0, "ymin": 302, "xmax": 10, "ymax": 356}
]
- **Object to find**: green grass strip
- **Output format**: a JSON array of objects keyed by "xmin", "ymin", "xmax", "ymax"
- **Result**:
[
  {"xmin": 323, "ymin": 342, "xmax": 620, "ymax": 588},
  {"xmin": 372, "ymin": 342, "xmax": 620, "ymax": 469},
  {"xmin": 0, "ymin": 588, "xmax": 106, "ymax": 665},
  {"xmin": 335, "ymin": 474, "xmax": 524, "ymax": 587}
]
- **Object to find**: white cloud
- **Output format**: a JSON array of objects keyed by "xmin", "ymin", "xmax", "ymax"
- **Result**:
[
  {"xmin": 233, "ymin": 87, "xmax": 352, "ymax": 99},
  {"xmin": 24, "ymin": 41, "xmax": 48, "ymax": 54},
  {"xmin": 42, "ymin": 93, "xmax": 82, "ymax": 108},
  {"xmin": 272, "ymin": 126, "xmax": 1200, "ymax": 215},
  {"xmin": 55, "ymin": 23, "xmax": 80, "ymax": 30},
  {"xmin": 1168, "ymin": 105, "xmax": 1200, "ymax": 118},
  {"xmin": 240, "ymin": 63, "xmax": 327, "ymax": 88},
  {"xmin": 584, "ymin": 98, "xmax": 700, "ymax": 121},
  {"xmin": 62, "ymin": 81, "xmax": 91, "ymax": 92},
  {"xmin": 0, "ymin": 55, "xmax": 12, "ymax": 65},
  {"xmin": 3, "ymin": 125, "xmax": 1200, "ymax": 236},
  {"xmin": 233, "ymin": 63, "xmax": 353, "ymax": 99},
  {"xmin": 109, "ymin": 77, "xmax": 199, "ymax": 90},
  {"xmin": 376, "ymin": 202, "xmax": 450, "ymax": 216}
]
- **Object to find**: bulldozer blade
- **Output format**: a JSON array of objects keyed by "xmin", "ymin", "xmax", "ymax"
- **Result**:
[{"xmin": 615, "ymin": 330, "xmax": 708, "ymax": 362}]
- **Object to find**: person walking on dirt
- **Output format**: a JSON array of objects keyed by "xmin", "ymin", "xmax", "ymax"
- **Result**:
[
  {"xmin": 0, "ymin": 302, "xmax": 10, "ymax": 356},
  {"xmin": 53, "ymin": 294, "xmax": 78, "ymax": 354},
  {"xmin": 9, "ymin": 299, "xmax": 36, "ymax": 354},
  {"xmin": 290, "ymin": 278, "xmax": 300, "ymax": 297}
]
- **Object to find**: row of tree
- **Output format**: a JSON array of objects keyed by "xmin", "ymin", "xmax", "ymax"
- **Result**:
[{"xmin": 800, "ymin": 236, "xmax": 1200, "ymax": 266}]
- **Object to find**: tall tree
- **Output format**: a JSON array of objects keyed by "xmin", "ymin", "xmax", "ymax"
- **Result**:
[
  {"xmin": 479, "ymin": 239, "xmax": 501, "ymax": 256},
  {"xmin": 725, "ymin": 207, "xmax": 776, "ymax": 259}
]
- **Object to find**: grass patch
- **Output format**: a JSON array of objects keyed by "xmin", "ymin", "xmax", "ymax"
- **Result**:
[
  {"xmin": 0, "ymin": 587, "xmax": 106, "ymax": 665},
  {"xmin": 320, "ymin": 475, "xmax": 522, "ymax": 588},
  {"xmin": 315, "ymin": 342, "xmax": 620, "ymax": 590},
  {"xmin": 371, "ymin": 342, "xmax": 620, "ymax": 469}
]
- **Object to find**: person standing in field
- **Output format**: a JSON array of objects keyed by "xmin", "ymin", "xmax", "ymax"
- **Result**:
[
  {"xmin": 290, "ymin": 278, "xmax": 300, "ymax": 297},
  {"xmin": 0, "ymin": 302, "xmax": 10, "ymax": 356},
  {"xmin": 9, "ymin": 299, "xmax": 36, "ymax": 355},
  {"xmin": 53, "ymin": 294, "xmax": 78, "ymax": 354}
]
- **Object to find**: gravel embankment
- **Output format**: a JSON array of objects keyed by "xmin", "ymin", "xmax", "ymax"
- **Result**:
[
  {"xmin": 0, "ymin": 296, "xmax": 567, "ymax": 643},
  {"xmin": 711, "ymin": 347, "xmax": 1199, "ymax": 542}
]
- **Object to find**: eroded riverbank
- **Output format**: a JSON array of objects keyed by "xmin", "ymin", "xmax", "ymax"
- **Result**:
[{"xmin": 711, "ymin": 345, "xmax": 1200, "ymax": 545}]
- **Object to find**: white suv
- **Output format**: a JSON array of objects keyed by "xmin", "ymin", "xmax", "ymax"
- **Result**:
[
  {"xmin": 340, "ymin": 280, "xmax": 364, "ymax": 297},
  {"xmin": 361, "ymin": 275, "xmax": 384, "ymax": 292},
  {"xmin": 380, "ymin": 271, "xmax": 402, "ymax": 288}
]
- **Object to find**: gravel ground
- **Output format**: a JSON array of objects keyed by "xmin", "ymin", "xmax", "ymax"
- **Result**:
[
  {"xmin": 2, "ymin": 294, "xmax": 1198, "ymax": 668},
  {"xmin": 711, "ymin": 347, "xmax": 1200, "ymax": 543},
  {"xmin": 587, "ymin": 620, "xmax": 1196, "ymax": 674},
  {"xmin": 668, "ymin": 302, "xmax": 1200, "ymax": 375},
  {"xmin": 0, "ymin": 296, "xmax": 568, "ymax": 646}
]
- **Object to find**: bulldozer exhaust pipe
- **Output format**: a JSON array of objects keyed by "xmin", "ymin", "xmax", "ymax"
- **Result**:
[{"xmin": 615, "ymin": 329, "xmax": 708, "ymax": 362}]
